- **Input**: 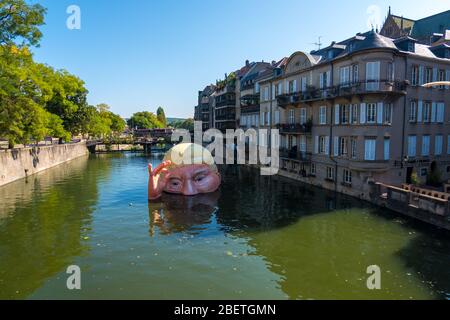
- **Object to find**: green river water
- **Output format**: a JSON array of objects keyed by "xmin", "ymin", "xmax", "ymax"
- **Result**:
[{"xmin": 0, "ymin": 153, "xmax": 449, "ymax": 300}]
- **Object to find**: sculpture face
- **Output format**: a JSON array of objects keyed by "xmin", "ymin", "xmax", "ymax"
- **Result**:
[{"xmin": 163, "ymin": 164, "xmax": 221, "ymax": 196}]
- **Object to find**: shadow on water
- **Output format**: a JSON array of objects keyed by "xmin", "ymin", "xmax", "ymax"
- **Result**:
[
  {"xmin": 0, "ymin": 154, "xmax": 112, "ymax": 299},
  {"xmin": 213, "ymin": 165, "xmax": 450, "ymax": 299}
]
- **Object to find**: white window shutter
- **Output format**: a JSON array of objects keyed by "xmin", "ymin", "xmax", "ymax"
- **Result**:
[
  {"xmin": 417, "ymin": 101, "xmax": 423, "ymax": 122},
  {"xmin": 314, "ymin": 136, "xmax": 319, "ymax": 154},
  {"xmin": 419, "ymin": 66, "xmax": 424, "ymax": 85},
  {"xmin": 433, "ymin": 68, "xmax": 438, "ymax": 82},
  {"xmin": 324, "ymin": 136, "xmax": 330, "ymax": 155},
  {"xmin": 446, "ymin": 70, "xmax": 450, "ymax": 89},
  {"xmin": 334, "ymin": 136, "xmax": 339, "ymax": 156},
  {"xmin": 335, "ymin": 105, "xmax": 340, "ymax": 125},
  {"xmin": 272, "ymin": 85, "xmax": 275, "ymax": 99},
  {"xmin": 360, "ymin": 103, "xmax": 366, "ymax": 124},
  {"xmin": 327, "ymin": 71, "xmax": 331, "ymax": 87},
  {"xmin": 319, "ymin": 73, "xmax": 324, "ymax": 89},
  {"xmin": 285, "ymin": 80, "xmax": 289, "ymax": 94},
  {"xmin": 377, "ymin": 102, "xmax": 383, "ymax": 124},
  {"xmin": 431, "ymin": 102, "xmax": 437, "ymax": 122},
  {"xmin": 437, "ymin": 103, "xmax": 444, "ymax": 123},
  {"xmin": 384, "ymin": 138, "xmax": 390, "ymax": 160},
  {"xmin": 293, "ymin": 80, "xmax": 297, "ymax": 92}
]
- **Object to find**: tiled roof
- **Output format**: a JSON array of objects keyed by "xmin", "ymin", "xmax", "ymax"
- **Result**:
[
  {"xmin": 352, "ymin": 31, "xmax": 398, "ymax": 53},
  {"xmin": 411, "ymin": 10, "xmax": 450, "ymax": 40}
]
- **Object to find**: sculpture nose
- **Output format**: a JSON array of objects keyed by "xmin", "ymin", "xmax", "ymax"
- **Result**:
[{"xmin": 182, "ymin": 179, "xmax": 197, "ymax": 196}]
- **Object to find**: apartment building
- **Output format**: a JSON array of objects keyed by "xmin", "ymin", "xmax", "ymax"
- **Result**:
[
  {"xmin": 257, "ymin": 30, "xmax": 450, "ymax": 200},
  {"xmin": 239, "ymin": 61, "xmax": 276, "ymax": 131},
  {"xmin": 194, "ymin": 85, "xmax": 215, "ymax": 131}
]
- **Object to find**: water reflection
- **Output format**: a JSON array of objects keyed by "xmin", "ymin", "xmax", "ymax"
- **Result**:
[
  {"xmin": 0, "ymin": 155, "xmax": 111, "ymax": 299},
  {"xmin": 149, "ymin": 191, "xmax": 219, "ymax": 236}
]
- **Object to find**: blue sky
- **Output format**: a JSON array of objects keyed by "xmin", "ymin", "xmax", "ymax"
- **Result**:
[{"xmin": 31, "ymin": 0, "xmax": 449, "ymax": 119}]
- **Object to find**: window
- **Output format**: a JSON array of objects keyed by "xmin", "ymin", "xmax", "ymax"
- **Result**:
[
  {"xmin": 326, "ymin": 167, "xmax": 335, "ymax": 181},
  {"xmin": 409, "ymin": 101, "xmax": 417, "ymax": 122},
  {"xmin": 343, "ymin": 169, "xmax": 352, "ymax": 185},
  {"xmin": 422, "ymin": 135, "xmax": 430, "ymax": 156},
  {"xmin": 439, "ymin": 70, "xmax": 445, "ymax": 89},
  {"xmin": 384, "ymin": 103, "xmax": 392, "ymax": 124},
  {"xmin": 352, "ymin": 104, "xmax": 358, "ymax": 124},
  {"xmin": 320, "ymin": 72, "xmax": 328, "ymax": 89},
  {"xmin": 341, "ymin": 105, "xmax": 350, "ymax": 124},
  {"xmin": 420, "ymin": 168, "xmax": 428, "ymax": 177},
  {"xmin": 423, "ymin": 102, "xmax": 431, "ymax": 122},
  {"xmin": 364, "ymin": 139, "xmax": 376, "ymax": 161},
  {"xmin": 340, "ymin": 66, "xmax": 350, "ymax": 87},
  {"xmin": 411, "ymin": 65, "xmax": 419, "ymax": 86},
  {"xmin": 408, "ymin": 135, "xmax": 417, "ymax": 157},
  {"xmin": 289, "ymin": 80, "xmax": 295, "ymax": 93},
  {"xmin": 289, "ymin": 109, "xmax": 295, "ymax": 124},
  {"xmin": 387, "ymin": 62, "xmax": 394, "ymax": 82},
  {"xmin": 255, "ymin": 83, "xmax": 260, "ymax": 93},
  {"xmin": 319, "ymin": 106, "xmax": 327, "ymax": 125},
  {"xmin": 408, "ymin": 42, "xmax": 415, "ymax": 52},
  {"xmin": 310, "ymin": 163, "xmax": 316, "ymax": 175},
  {"xmin": 299, "ymin": 135, "xmax": 307, "ymax": 153},
  {"xmin": 352, "ymin": 64, "xmax": 359, "ymax": 83},
  {"xmin": 447, "ymin": 136, "xmax": 450, "ymax": 155},
  {"xmin": 435, "ymin": 135, "xmax": 443, "ymax": 155},
  {"xmin": 274, "ymin": 110, "xmax": 280, "ymax": 125},
  {"xmin": 340, "ymin": 137, "xmax": 348, "ymax": 156},
  {"xmin": 319, "ymin": 136, "xmax": 328, "ymax": 154},
  {"xmin": 351, "ymin": 138, "xmax": 357, "ymax": 159},
  {"xmin": 366, "ymin": 61, "xmax": 380, "ymax": 90},
  {"xmin": 425, "ymin": 67, "xmax": 433, "ymax": 84},
  {"xmin": 263, "ymin": 87, "xmax": 269, "ymax": 101},
  {"xmin": 300, "ymin": 108, "xmax": 307, "ymax": 125},
  {"xmin": 301, "ymin": 77, "xmax": 307, "ymax": 92},
  {"xmin": 384, "ymin": 138, "xmax": 390, "ymax": 160},
  {"xmin": 366, "ymin": 103, "xmax": 377, "ymax": 123}
]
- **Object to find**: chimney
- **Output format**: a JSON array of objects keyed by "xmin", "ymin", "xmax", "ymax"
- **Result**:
[{"xmin": 245, "ymin": 60, "xmax": 250, "ymax": 67}]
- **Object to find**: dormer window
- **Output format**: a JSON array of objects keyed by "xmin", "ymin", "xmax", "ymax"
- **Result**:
[
  {"xmin": 446, "ymin": 49, "xmax": 450, "ymax": 59},
  {"xmin": 327, "ymin": 51, "xmax": 334, "ymax": 59},
  {"xmin": 408, "ymin": 41, "xmax": 415, "ymax": 52}
]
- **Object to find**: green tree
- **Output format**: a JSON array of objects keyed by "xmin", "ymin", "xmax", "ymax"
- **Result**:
[
  {"xmin": 0, "ymin": 0, "xmax": 46, "ymax": 47},
  {"xmin": 156, "ymin": 107, "xmax": 167, "ymax": 127},
  {"xmin": 173, "ymin": 118, "xmax": 194, "ymax": 132},
  {"xmin": 127, "ymin": 111, "xmax": 163, "ymax": 130}
]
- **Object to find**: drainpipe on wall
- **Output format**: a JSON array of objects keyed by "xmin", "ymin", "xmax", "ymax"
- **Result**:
[
  {"xmin": 401, "ymin": 54, "xmax": 408, "ymax": 172},
  {"xmin": 329, "ymin": 62, "xmax": 338, "ymax": 194}
]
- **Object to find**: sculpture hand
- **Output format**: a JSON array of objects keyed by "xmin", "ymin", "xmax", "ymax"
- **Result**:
[{"xmin": 148, "ymin": 160, "xmax": 172, "ymax": 200}]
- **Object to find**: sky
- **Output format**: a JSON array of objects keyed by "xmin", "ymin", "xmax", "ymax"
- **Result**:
[{"xmin": 31, "ymin": 0, "xmax": 450, "ymax": 119}]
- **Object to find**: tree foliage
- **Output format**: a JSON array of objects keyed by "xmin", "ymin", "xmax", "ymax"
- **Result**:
[
  {"xmin": 172, "ymin": 118, "xmax": 194, "ymax": 132},
  {"xmin": 0, "ymin": 0, "xmax": 46, "ymax": 47},
  {"xmin": 156, "ymin": 107, "xmax": 167, "ymax": 127},
  {"xmin": 127, "ymin": 111, "xmax": 163, "ymax": 130}
]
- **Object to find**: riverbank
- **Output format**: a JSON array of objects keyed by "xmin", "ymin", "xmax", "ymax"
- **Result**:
[{"xmin": 0, "ymin": 142, "xmax": 89, "ymax": 187}]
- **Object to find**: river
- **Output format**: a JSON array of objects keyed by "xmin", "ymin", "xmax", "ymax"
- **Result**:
[{"xmin": 0, "ymin": 153, "xmax": 449, "ymax": 299}]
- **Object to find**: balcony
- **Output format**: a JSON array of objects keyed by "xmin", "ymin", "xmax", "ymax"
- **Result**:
[
  {"xmin": 277, "ymin": 80, "xmax": 408, "ymax": 107},
  {"xmin": 215, "ymin": 113, "xmax": 236, "ymax": 121},
  {"xmin": 277, "ymin": 121, "xmax": 312, "ymax": 134},
  {"xmin": 334, "ymin": 80, "xmax": 407, "ymax": 98},
  {"xmin": 241, "ymin": 104, "xmax": 260, "ymax": 114},
  {"xmin": 277, "ymin": 93, "xmax": 301, "ymax": 108},
  {"xmin": 280, "ymin": 149, "xmax": 312, "ymax": 162}
]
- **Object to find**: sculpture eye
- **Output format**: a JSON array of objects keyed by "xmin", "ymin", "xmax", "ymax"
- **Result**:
[
  {"xmin": 194, "ymin": 174, "xmax": 206, "ymax": 183},
  {"xmin": 169, "ymin": 178, "xmax": 182, "ymax": 189}
]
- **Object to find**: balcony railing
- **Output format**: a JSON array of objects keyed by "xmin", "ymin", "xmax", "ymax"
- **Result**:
[
  {"xmin": 240, "ymin": 104, "xmax": 260, "ymax": 114},
  {"xmin": 280, "ymin": 149, "xmax": 312, "ymax": 162},
  {"xmin": 277, "ymin": 122, "xmax": 312, "ymax": 134},
  {"xmin": 216, "ymin": 99, "xmax": 236, "ymax": 107},
  {"xmin": 277, "ymin": 80, "xmax": 408, "ymax": 107},
  {"xmin": 215, "ymin": 114, "xmax": 236, "ymax": 121}
]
